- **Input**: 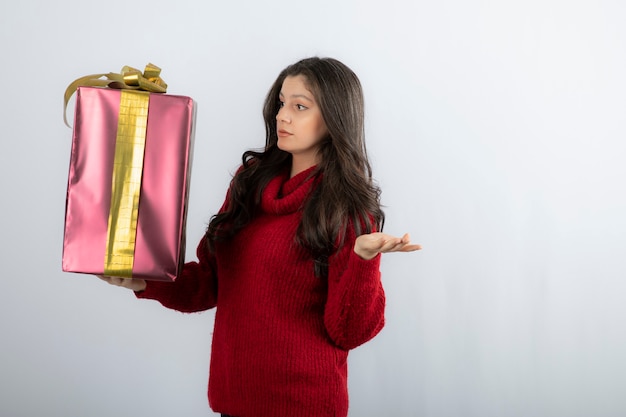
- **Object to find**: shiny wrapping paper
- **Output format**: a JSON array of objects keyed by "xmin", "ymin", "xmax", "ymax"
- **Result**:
[{"xmin": 62, "ymin": 86, "xmax": 195, "ymax": 281}]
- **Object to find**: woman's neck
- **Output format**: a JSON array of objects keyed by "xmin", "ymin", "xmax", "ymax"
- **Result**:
[{"xmin": 290, "ymin": 155, "xmax": 319, "ymax": 178}]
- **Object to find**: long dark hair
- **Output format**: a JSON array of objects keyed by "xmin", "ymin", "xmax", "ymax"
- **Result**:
[{"xmin": 206, "ymin": 57, "xmax": 384, "ymax": 277}]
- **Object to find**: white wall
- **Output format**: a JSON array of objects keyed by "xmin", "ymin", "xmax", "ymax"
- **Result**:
[{"xmin": 1, "ymin": 1, "xmax": 625, "ymax": 416}]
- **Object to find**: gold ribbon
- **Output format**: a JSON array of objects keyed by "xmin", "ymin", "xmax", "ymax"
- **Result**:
[
  {"xmin": 103, "ymin": 90, "xmax": 151, "ymax": 278},
  {"xmin": 63, "ymin": 63, "xmax": 167, "ymax": 127}
]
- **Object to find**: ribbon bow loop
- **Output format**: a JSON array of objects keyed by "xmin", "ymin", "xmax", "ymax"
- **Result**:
[
  {"xmin": 63, "ymin": 63, "xmax": 168, "ymax": 127},
  {"xmin": 119, "ymin": 64, "xmax": 168, "ymax": 92}
]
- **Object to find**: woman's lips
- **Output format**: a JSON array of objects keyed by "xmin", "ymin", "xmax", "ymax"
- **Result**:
[{"xmin": 277, "ymin": 129, "xmax": 292, "ymax": 138}]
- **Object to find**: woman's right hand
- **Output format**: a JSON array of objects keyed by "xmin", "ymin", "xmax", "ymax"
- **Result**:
[{"xmin": 98, "ymin": 275, "xmax": 147, "ymax": 292}]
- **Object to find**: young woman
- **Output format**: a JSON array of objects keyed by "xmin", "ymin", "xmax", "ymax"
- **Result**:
[{"xmin": 102, "ymin": 57, "xmax": 421, "ymax": 417}]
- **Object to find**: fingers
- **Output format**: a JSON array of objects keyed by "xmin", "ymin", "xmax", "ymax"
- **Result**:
[
  {"xmin": 115, "ymin": 277, "xmax": 126, "ymax": 286},
  {"xmin": 397, "ymin": 234, "xmax": 422, "ymax": 251},
  {"xmin": 354, "ymin": 232, "xmax": 422, "ymax": 260},
  {"xmin": 378, "ymin": 236, "xmax": 403, "ymax": 252},
  {"xmin": 98, "ymin": 275, "xmax": 123, "ymax": 285},
  {"xmin": 379, "ymin": 233, "xmax": 422, "ymax": 254},
  {"xmin": 98, "ymin": 275, "xmax": 147, "ymax": 291},
  {"xmin": 104, "ymin": 276, "xmax": 121, "ymax": 286}
]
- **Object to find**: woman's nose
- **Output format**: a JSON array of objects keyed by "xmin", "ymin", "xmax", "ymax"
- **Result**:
[{"xmin": 276, "ymin": 107, "xmax": 291, "ymax": 123}]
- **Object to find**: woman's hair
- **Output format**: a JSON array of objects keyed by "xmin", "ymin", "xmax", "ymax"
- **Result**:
[{"xmin": 206, "ymin": 57, "xmax": 384, "ymax": 277}]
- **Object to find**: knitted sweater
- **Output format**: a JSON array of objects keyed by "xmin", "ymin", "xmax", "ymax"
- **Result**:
[{"xmin": 137, "ymin": 166, "xmax": 385, "ymax": 417}]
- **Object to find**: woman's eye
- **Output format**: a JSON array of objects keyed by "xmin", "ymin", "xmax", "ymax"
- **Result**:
[
  {"xmin": 296, "ymin": 104, "xmax": 308, "ymax": 111},
  {"xmin": 278, "ymin": 101, "xmax": 285, "ymax": 108}
]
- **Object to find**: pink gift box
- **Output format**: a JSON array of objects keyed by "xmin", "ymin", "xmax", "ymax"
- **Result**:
[{"xmin": 62, "ymin": 86, "xmax": 196, "ymax": 281}]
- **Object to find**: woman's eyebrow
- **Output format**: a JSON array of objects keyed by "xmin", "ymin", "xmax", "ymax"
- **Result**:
[{"xmin": 279, "ymin": 91, "xmax": 314, "ymax": 103}]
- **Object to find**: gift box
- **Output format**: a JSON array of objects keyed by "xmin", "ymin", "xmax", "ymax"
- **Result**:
[{"xmin": 62, "ymin": 79, "xmax": 196, "ymax": 281}]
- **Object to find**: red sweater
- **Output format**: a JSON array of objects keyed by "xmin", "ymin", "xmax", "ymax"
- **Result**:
[{"xmin": 137, "ymin": 167, "xmax": 385, "ymax": 417}]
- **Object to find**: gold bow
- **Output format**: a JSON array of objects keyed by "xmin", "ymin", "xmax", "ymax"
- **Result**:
[{"xmin": 63, "ymin": 63, "xmax": 167, "ymax": 127}]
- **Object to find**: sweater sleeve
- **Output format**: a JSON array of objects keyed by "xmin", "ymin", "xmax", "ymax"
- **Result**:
[
  {"xmin": 136, "ymin": 235, "xmax": 218, "ymax": 313},
  {"xmin": 323, "ymin": 229, "xmax": 385, "ymax": 351}
]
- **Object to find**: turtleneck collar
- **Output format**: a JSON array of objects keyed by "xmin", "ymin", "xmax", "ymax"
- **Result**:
[{"xmin": 260, "ymin": 165, "xmax": 319, "ymax": 215}]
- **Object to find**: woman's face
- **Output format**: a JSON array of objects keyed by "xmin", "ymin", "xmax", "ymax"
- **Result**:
[{"xmin": 276, "ymin": 75, "xmax": 329, "ymax": 167}]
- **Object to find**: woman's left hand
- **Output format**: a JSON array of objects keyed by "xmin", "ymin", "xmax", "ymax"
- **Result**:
[{"xmin": 354, "ymin": 233, "xmax": 422, "ymax": 260}]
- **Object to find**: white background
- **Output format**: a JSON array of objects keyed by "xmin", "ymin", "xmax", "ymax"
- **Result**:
[{"xmin": 1, "ymin": 1, "xmax": 625, "ymax": 416}]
